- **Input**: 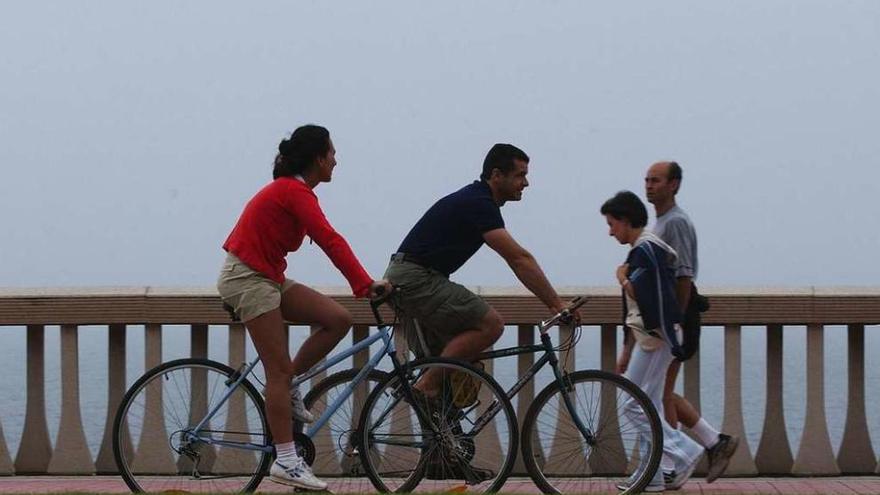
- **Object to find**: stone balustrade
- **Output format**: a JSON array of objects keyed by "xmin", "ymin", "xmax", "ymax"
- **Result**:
[{"xmin": 0, "ymin": 286, "xmax": 878, "ymax": 476}]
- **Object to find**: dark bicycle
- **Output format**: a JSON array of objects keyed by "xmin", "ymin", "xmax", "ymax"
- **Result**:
[{"xmin": 359, "ymin": 295, "xmax": 664, "ymax": 494}]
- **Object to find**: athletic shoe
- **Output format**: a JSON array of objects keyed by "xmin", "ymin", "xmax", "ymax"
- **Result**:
[
  {"xmin": 665, "ymin": 454, "xmax": 701, "ymax": 491},
  {"xmin": 616, "ymin": 475, "xmax": 665, "ymax": 492},
  {"xmin": 705, "ymin": 433, "xmax": 739, "ymax": 483},
  {"xmin": 261, "ymin": 382, "xmax": 315, "ymax": 424},
  {"xmin": 290, "ymin": 384, "xmax": 315, "ymax": 424},
  {"xmin": 269, "ymin": 457, "xmax": 328, "ymax": 491},
  {"xmin": 662, "ymin": 470, "xmax": 678, "ymax": 490}
]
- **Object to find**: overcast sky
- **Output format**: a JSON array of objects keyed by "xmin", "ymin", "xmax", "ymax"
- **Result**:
[{"xmin": 2, "ymin": 1, "xmax": 879, "ymax": 289}]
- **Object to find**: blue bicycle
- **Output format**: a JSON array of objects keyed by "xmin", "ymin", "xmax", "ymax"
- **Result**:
[{"xmin": 112, "ymin": 296, "xmax": 517, "ymax": 493}]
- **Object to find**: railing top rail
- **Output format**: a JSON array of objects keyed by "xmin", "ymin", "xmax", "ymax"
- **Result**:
[
  {"xmin": 5, "ymin": 285, "xmax": 880, "ymax": 298},
  {"xmin": 2, "ymin": 286, "xmax": 880, "ymax": 326}
]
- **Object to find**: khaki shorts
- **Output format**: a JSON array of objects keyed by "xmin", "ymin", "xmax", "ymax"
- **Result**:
[
  {"xmin": 217, "ymin": 252, "xmax": 296, "ymax": 323},
  {"xmin": 384, "ymin": 258, "xmax": 490, "ymax": 356}
]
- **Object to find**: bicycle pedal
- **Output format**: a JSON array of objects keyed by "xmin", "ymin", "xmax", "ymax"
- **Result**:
[{"xmin": 294, "ymin": 489, "xmax": 333, "ymax": 494}]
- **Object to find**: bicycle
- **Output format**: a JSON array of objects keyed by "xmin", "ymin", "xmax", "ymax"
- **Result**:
[
  {"xmin": 112, "ymin": 292, "xmax": 516, "ymax": 493},
  {"xmin": 360, "ymin": 294, "xmax": 663, "ymax": 494},
  {"xmin": 469, "ymin": 296, "xmax": 663, "ymax": 494}
]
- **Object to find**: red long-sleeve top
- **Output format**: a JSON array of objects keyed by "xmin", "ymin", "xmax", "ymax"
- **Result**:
[{"xmin": 223, "ymin": 177, "xmax": 373, "ymax": 298}]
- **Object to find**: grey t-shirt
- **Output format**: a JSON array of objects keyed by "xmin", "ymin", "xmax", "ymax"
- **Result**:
[{"xmin": 653, "ymin": 205, "xmax": 698, "ymax": 279}]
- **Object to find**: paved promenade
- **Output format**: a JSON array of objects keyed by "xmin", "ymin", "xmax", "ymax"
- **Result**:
[{"xmin": 1, "ymin": 477, "xmax": 879, "ymax": 494}]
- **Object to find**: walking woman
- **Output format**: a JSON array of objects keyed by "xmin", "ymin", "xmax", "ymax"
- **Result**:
[
  {"xmin": 217, "ymin": 124, "xmax": 389, "ymax": 491},
  {"xmin": 601, "ymin": 191, "xmax": 704, "ymax": 492}
]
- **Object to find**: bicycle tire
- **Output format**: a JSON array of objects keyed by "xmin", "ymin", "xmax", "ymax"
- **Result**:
[
  {"xmin": 113, "ymin": 358, "xmax": 272, "ymax": 493},
  {"xmin": 356, "ymin": 357, "xmax": 518, "ymax": 493},
  {"xmin": 521, "ymin": 369, "xmax": 663, "ymax": 494}
]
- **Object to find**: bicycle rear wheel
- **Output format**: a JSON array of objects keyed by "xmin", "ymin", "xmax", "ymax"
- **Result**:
[
  {"xmin": 113, "ymin": 358, "xmax": 272, "ymax": 493},
  {"xmin": 357, "ymin": 357, "xmax": 517, "ymax": 493},
  {"xmin": 521, "ymin": 370, "xmax": 663, "ymax": 494}
]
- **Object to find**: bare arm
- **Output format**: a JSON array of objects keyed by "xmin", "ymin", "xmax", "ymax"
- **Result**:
[
  {"xmin": 675, "ymin": 276, "xmax": 693, "ymax": 313},
  {"xmin": 483, "ymin": 228, "xmax": 565, "ymax": 313},
  {"xmin": 617, "ymin": 327, "xmax": 635, "ymax": 374}
]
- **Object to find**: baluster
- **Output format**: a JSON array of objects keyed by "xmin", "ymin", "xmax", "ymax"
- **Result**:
[
  {"xmin": 389, "ymin": 324, "xmax": 417, "ymax": 471},
  {"xmin": 546, "ymin": 323, "xmax": 583, "ymax": 475},
  {"xmin": 593, "ymin": 324, "xmax": 626, "ymax": 474},
  {"xmin": 513, "ymin": 325, "xmax": 538, "ymax": 474},
  {"xmin": 132, "ymin": 324, "xmax": 176, "ymax": 473},
  {"xmin": 216, "ymin": 323, "xmax": 254, "ymax": 472},
  {"xmin": 0, "ymin": 417, "xmax": 10, "ymax": 474},
  {"xmin": 15, "ymin": 325, "xmax": 51, "ymax": 473},
  {"xmin": 838, "ymin": 323, "xmax": 875, "ymax": 473},
  {"xmin": 755, "ymin": 324, "xmax": 793, "ymax": 474},
  {"xmin": 178, "ymin": 324, "xmax": 215, "ymax": 473},
  {"xmin": 474, "ymin": 345, "xmax": 503, "ymax": 470},
  {"xmin": 48, "ymin": 325, "xmax": 94, "ymax": 473},
  {"xmin": 683, "ymin": 331, "xmax": 707, "ymax": 475},
  {"xmin": 309, "ymin": 325, "xmax": 338, "ymax": 475},
  {"xmin": 96, "ymin": 324, "xmax": 129, "ymax": 473},
  {"xmin": 793, "ymin": 324, "xmax": 840, "ymax": 474},
  {"xmin": 721, "ymin": 324, "xmax": 757, "ymax": 474},
  {"xmin": 340, "ymin": 325, "xmax": 369, "ymax": 474}
]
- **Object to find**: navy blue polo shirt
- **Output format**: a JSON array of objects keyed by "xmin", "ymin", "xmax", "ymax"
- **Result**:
[{"xmin": 397, "ymin": 181, "xmax": 505, "ymax": 276}]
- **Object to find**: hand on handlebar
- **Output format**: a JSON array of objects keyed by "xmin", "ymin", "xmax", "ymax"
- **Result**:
[
  {"xmin": 551, "ymin": 296, "xmax": 585, "ymax": 324},
  {"xmin": 369, "ymin": 280, "xmax": 394, "ymax": 301}
]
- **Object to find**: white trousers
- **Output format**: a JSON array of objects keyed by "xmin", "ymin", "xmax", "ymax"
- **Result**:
[{"xmin": 623, "ymin": 339, "xmax": 704, "ymax": 482}]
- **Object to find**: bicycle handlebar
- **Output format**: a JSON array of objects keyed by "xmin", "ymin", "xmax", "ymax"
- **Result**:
[
  {"xmin": 539, "ymin": 296, "xmax": 588, "ymax": 332},
  {"xmin": 369, "ymin": 284, "xmax": 398, "ymax": 327}
]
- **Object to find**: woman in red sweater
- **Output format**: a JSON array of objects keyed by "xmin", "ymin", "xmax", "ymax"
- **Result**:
[{"xmin": 218, "ymin": 124, "xmax": 388, "ymax": 490}]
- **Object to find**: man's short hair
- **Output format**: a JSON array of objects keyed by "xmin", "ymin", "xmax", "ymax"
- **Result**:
[
  {"xmin": 668, "ymin": 161, "xmax": 682, "ymax": 194},
  {"xmin": 480, "ymin": 143, "xmax": 529, "ymax": 181},
  {"xmin": 600, "ymin": 190, "xmax": 648, "ymax": 228}
]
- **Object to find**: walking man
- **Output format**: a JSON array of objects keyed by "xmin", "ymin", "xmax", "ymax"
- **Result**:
[{"xmin": 645, "ymin": 160, "xmax": 740, "ymax": 487}]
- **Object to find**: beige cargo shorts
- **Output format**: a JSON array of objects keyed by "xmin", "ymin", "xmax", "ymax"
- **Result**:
[{"xmin": 216, "ymin": 252, "xmax": 296, "ymax": 323}]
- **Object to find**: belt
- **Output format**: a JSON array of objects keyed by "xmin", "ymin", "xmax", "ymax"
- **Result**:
[{"xmin": 390, "ymin": 252, "xmax": 430, "ymax": 268}]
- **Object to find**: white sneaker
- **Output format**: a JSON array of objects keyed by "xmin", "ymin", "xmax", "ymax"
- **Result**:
[
  {"xmin": 616, "ymin": 476, "xmax": 665, "ymax": 492},
  {"xmin": 290, "ymin": 384, "xmax": 315, "ymax": 424},
  {"xmin": 269, "ymin": 457, "xmax": 327, "ymax": 491},
  {"xmin": 666, "ymin": 454, "xmax": 701, "ymax": 491}
]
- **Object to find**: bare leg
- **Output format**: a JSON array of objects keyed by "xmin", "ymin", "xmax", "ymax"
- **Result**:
[
  {"xmin": 245, "ymin": 284, "xmax": 353, "ymax": 444},
  {"xmin": 672, "ymin": 393, "xmax": 701, "ymax": 428},
  {"xmin": 663, "ymin": 360, "xmax": 682, "ymax": 427},
  {"xmin": 414, "ymin": 308, "xmax": 504, "ymax": 396},
  {"xmin": 664, "ymin": 359, "xmax": 703, "ymax": 428},
  {"xmin": 244, "ymin": 309, "xmax": 295, "ymax": 444},
  {"xmin": 279, "ymin": 283, "xmax": 354, "ymax": 376}
]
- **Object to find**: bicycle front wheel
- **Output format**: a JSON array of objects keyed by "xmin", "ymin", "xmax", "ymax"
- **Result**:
[
  {"xmin": 113, "ymin": 358, "xmax": 272, "ymax": 493},
  {"xmin": 357, "ymin": 357, "xmax": 518, "ymax": 494},
  {"xmin": 302, "ymin": 368, "xmax": 389, "ymax": 493},
  {"xmin": 521, "ymin": 370, "xmax": 663, "ymax": 494}
]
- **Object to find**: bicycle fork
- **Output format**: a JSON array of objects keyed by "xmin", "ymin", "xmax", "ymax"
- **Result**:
[{"xmin": 544, "ymin": 332, "xmax": 597, "ymax": 446}]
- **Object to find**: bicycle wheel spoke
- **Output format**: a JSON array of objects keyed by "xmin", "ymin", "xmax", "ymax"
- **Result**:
[
  {"xmin": 358, "ymin": 358, "xmax": 517, "ymax": 494},
  {"xmin": 522, "ymin": 370, "xmax": 663, "ymax": 494},
  {"xmin": 114, "ymin": 360, "xmax": 271, "ymax": 493}
]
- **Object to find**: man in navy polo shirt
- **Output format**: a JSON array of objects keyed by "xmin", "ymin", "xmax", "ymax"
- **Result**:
[{"xmin": 384, "ymin": 143, "xmax": 572, "ymax": 397}]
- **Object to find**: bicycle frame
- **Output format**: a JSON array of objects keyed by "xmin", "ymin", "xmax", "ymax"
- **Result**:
[
  {"xmin": 188, "ymin": 323, "xmax": 398, "ymax": 451},
  {"xmin": 471, "ymin": 328, "xmax": 596, "ymax": 444},
  {"xmin": 296, "ymin": 325, "xmax": 395, "ymax": 437}
]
